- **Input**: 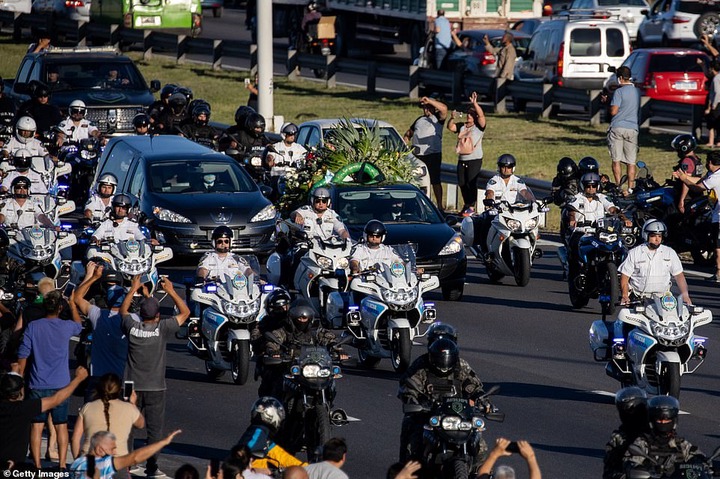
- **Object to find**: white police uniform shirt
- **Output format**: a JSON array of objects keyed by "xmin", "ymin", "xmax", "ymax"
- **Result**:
[
  {"xmin": 2, "ymin": 169, "xmax": 48, "ymax": 194},
  {"xmin": 486, "ymin": 174, "xmax": 527, "ymax": 204},
  {"xmin": 1, "ymin": 137, "xmax": 48, "ymax": 159},
  {"xmin": 92, "ymin": 218, "xmax": 146, "ymax": 242},
  {"xmin": 701, "ymin": 168, "xmax": 720, "ymax": 223},
  {"xmin": 84, "ymin": 194, "xmax": 113, "ymax": 221},
  {"xmin": 293, "ymin": 205, "xmax": 347, "ymax": 239},
  {"xmin": 1, "ymin": 197, "xmax": 47, "ymax": 229},
  {"xmin": 619, "ymin": 244, "xmax": 683, "ymax": 297},
  {"xmin": 198, "ymin": 252, "xmax": 251, "ymax": 280},
  {"xmin": 271, "ymin": 141, "xmax": 306, "ymax": 176},
  {"xmin": 568, "ymin": 193, "xmax": 616, "ymax": 226},
  {"xmin": 351, "ymin": 243, "xmax": 402, "ymax": 271},
  {"xmin": 58, "ymin": 118, "xmax": 98, "ymax": 141}
]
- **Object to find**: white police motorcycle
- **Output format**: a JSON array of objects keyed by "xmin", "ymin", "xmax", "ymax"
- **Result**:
[
  {"xmin": 332, "ymin": 244, "xmax": 439, "ymax": 373},
  {"xmin": 186, "ymin": 258, "xmax": 268, "ymax": 385},
  {"xmin": 589, "ymin": 292, "xmax": 712, "ymax": 398},
  {"xmin": 461, "ymin": 196, "xmax": 548, "ymax": 287}
]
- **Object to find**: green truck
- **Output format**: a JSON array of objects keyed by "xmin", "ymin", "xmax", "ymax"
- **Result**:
[{"xmin": 90, "ymin": 0, "xmax": 202, "ymax": 36}]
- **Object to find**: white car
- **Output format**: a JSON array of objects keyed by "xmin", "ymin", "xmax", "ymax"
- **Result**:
[
  {"xmin": 636, "ymin": 0, "xmax": 720, "ymax": 46},
  {"xmin": 296, "ymin": 118, "xmax": 432, "ymax": 194},
  {"xmin": 557, "ymin": 0, "xmax": 649, "ymax": 41}
]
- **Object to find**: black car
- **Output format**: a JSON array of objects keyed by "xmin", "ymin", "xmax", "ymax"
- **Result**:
[
  {"xmin": 327, "ymin": 182, "xmax": 466, "ymax": 301},
  {"xmin": 94, "ymin": 136, "xmax": 276, "ymax": 256},
  {"xmin": 5, "ymin": 46, "xmax": 160, "ymax": 134}
]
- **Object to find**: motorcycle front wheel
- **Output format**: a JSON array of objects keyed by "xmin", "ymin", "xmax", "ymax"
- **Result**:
[
  {"xmin": 306, "ymin": 403, "xmax": 332, "ymax": 463},
  {"xmin": 512, "ymin": 247, "xmax": 531, "ymax": 287},
  {"xmin": 230, "ymin": 340, "xmax": 250, "ymax": 385},
  {"xmin": 445, "ymin": 458, "xmax": 469, "ymax": 479},
  {"xmin": 390, "ymin": 328, "xmax": 412, "ymax": 373},
  {"xmin": 568, "ymin": 264, "xmax": 589, "ymax": 309},
  {"xmin": 659, "ymin": 361, "xmax": 681, "ymax": 398},
  {"xmin": 600, "ymin": 262, "xmax": 620, "ymax": 316}
]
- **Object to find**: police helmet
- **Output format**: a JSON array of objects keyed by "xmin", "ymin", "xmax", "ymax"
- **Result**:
[
  {"xmin": 11, "ymin": 176, "xmax": 31, "ymax": 198},
  {"xmin": 311, "ymin": 187, "xmax": 331, "ymax": 206},
  {"xmin": 12, "ymin": 149, "xmax": 32, "ymax": 171},
  {"xmin": 132, "ymin": 113, "xmax": 150, "ymax": 129},
  {"xmin": 160, "ymin": 83, "xmax": 178, "ymax": 101},
  {"xmin": 428, "ymin": 337, "xmax": 459, "ymax": 377},
  {"xmin": 497, "ymin": 153, "xmax": 517, "ymax": 168},
  {"xmin": 111, "ymin": 194, "xmax": 133, "ymax": 209},
  {"xmin": 578, "ymin": 156, "xmax": 600, "ymax": 175},
  {"xmin": 245, "ymin": 113, "xmax": 266, "ymax": 134},
  {"xmin": 615, "ymin": 386, "xmax": 648, "ymax": 427},
  {"xmin": 266, "ymin": 288, "xmax": 292, "ymax": 316},
  {"xmin": 642, "ymin": 219, "xmax": 667, "ymax": 242},
  {"xmin": 235, "ymin": 106, "xmax": 256, "ymax": 127},
  {"xmin": 556, "ymin": 157, "xmax": 578, "ymax": 180},
  {"xmin": 288, "ymin": 300, "xmax": 315, "ymax": 332},
  {"xmin": 363, "ymin": 219, "xmax": 386, "ymax": 243},
  {"xmin": 426, "ymin": 322, "xmax": 458, "ymax": 348},
  {"xmin": 211, "ymin": 225, "xmax": 233, "ymax": 241},
  {"xmin": 15, "ymin": 116, "xmax": 37, "ymax": 144},
  {"xmin": 647, "ymin": 395, "xmax": 679, "ymax": 435},
  {"xmin": 280, "ymin": 122, "xmax": 299, "ymax": 140},
  {"xmin": 580, "ymin": 172, "xmax": 601, "ymax": 189}
]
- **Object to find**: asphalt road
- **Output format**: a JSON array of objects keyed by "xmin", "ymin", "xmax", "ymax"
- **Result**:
[{"xmin": 62, "ymin": 240, "xmax": 720, "ymax": 479}]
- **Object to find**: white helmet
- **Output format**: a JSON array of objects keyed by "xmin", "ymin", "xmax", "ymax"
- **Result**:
[
  {"xmin": 642, "ymin": 219, "xmax": 667, "ymax": 242},
  {"xmin": 69, "ymin": 99, "xmax": 86, "ymax": 115},
  {"xmin": 15, "ymin": 116, "xmax": 36, "ymax": 144},
  {"xmin": 96, "ymin": 173, "xmax": 118, "ymax": 198},
  {"xmin": 280, "ymin": 122, "xmax": 298, "ymax": 140}
]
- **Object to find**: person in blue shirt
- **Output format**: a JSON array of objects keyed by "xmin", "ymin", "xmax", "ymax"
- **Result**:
[
  {"xmin": 433, "ymin": 10, "xmax": 452, "ymax": 70},
  {"xmin": 608, "ymin": 65, "xmax": 641, "ymax": 195}
]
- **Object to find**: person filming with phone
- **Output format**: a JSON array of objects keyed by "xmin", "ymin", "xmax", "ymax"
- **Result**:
[{"xmin": 477, "ymin": 438, "xmax": 542, "ymax": 479}]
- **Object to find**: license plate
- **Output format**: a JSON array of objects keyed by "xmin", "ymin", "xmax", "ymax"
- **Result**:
[
  {"xmin": 673, "ymin": 81, "xmax": 697, "ymax": 90},
  {"xmin": 573, "ymin": 64, "xmax": 599, "ymax": 73},
  {"xmin": 137, "ymin": 15, "xmax": 160, "ymax": 26}
]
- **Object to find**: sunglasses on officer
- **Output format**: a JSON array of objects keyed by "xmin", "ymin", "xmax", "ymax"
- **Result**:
[
  {"xmin": 216, "ymin": 239, "xmax": 230, "ymax": 244},
  {"xmin": 313, "ymin": 197, "xmax": 329, "ymax": 204}
]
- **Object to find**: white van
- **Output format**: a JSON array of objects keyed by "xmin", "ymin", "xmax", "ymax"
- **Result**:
[
  {"xmin": 0, "ymin": 0, "xmax": 31, "ymax": 13},
  {"xmin": 515, "ymin": 19, "xmax": 631, "ymax": 89}
]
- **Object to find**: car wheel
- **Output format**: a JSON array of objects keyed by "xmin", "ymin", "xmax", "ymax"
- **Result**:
[
  {"xmin": 695, "ymin": 12, "xmax": 720, "ymax": 38},
  {"xmin": 441, "ymin": 282, "xmax": 464, "ymax": 301}
]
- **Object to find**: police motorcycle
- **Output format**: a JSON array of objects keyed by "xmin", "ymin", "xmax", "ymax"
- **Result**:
[
  {"xmin": 403, "ymin": 386, "xmax": 505, "ymax": 479},
  {"xmin": 185, "ymin": 257, "xmax": 268, "ymax": 385},
  {"xmin": 334, "ymin": 244, "xmax": 439, "ymax": 373},
  {"xmin": 272, "ymin": 344, "xmax": 350, "ymax": 462},
  {"xmin": 59, "ymin": 138, "xmax": 103, "ymax": 206},
  {"xmin": 460, "ymin": 195, "xmax": 549, "ymax": 287},
  {"xmin": 626, "ymin": 443, "xmax": 720, "ymax": 479},
  {"xmin": 589, "ymin": 292, "xmax": 712, "ymax": 399}
]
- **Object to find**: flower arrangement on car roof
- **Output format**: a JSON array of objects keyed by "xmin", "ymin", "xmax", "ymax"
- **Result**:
[{"xmin": 277, "ymin": 118, "xmax": 417, "ymax": 215}]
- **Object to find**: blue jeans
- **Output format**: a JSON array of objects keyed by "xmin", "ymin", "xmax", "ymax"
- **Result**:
[{"xmin": 30, "ymin": 388, "xmax": 70, "ymax": 424}]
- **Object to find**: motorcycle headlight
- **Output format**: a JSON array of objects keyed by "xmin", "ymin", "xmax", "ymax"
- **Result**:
[
  {"xmin": 251, "ymin": 204, "xmax": 277, "ymax": 223},
  {"xmin": 599, "ymin": 232, "xmax": 618, "ymax": 243},
  {"xmin": 316, "ymin": 255, "xmax": 333, "ymax": 270},
  {"xmin": 441, "ymin": 416, "xmax": 462, "ymax": 430},
  {"xmin": 80, "ymin": 150, "xmax": 95, "ymax": 160},
  {"xmin": 222, "ymin": 298, "xmax": 260, "ymax": 321},
  {"xmin": 650, "ymin": 322, "xmax": 689, "ymax": 341},
  {"xmin": 526, "ymin": 216, "xmax": 539, "ymax": 230},
  {"xmin": 337, "ymin": 257, "xmax": 349, "ymax": 269},
  {"xmin": 439, "ymin": 233, "xmax": 463, "ymax": 256},
  {"xmin": 381, "ymin": 288, "xmax": 418, "ymax": 305},
  {"xmin": 302, "ymin": 364, "xmax": 321, "ymax": 378},
  {"xmin": 250, "ymin": 156, "xmax": 262, "ymax": 167},
  {"xmin": 504, "ymin": 217, "xmax": 522, "ymax": 232},
  {"xmin": 153, "ymin": 206, "xmax": 191, "ymax": 223}
]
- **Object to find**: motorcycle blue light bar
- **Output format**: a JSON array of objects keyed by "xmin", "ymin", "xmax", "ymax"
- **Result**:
[
  {"xmin": 348, "ymin": 306, "xmax": 359, "ymax": 311},
  {"xmin": 613, "ymin": 337, "xmax": 625, "ymax": 344},
  {"xmin": 262, "ymin": 284, "xmax": 275, "ymax": 292},
  {"xmin": 205, "ymin": 284, "xmax": 218, "ymax": 293}
]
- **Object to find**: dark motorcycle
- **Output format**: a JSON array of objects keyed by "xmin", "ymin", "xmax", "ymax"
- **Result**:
[
  {"xmin": 403, "ymin": 386, "xmax": 505, "ymax": 479},
  {"xmin": 626, "ymin": 444, "xmax": 720, "ymax": 479},
  {"xmin": 566, "ymin": 216, "xmax": 627, "ymax": 316},
  {"xmin": 60, "ymin": 138, "xmax": 103, "ymax": 206},
  {"xmin": 274, "ymin": 345, "xmax": 349, "ymax": 462}
]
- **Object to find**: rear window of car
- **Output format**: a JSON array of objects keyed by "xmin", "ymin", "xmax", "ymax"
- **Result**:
[
  {"xmin": 648, "ymin": 54, "xmax": 707, "ymax": 72},
  {"xmin": 677, "ymin": 0, "xmax": 716, "ymax": 14},
  {"xmin": 569, "ymin": 29, "xmax": 602, "ymax": 56},
  {"xmin": 148, "ymin": 160, "xmax": 256, "ymax": 194},
  {"xmin": 598, "ymin": 0, "xmax": 647, "ymax": 6}
]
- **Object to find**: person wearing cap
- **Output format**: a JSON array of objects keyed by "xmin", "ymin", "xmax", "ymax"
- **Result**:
[
  {"xmin": 119, "ymin": 275, "xmax": 190, "ymax": 479},
  {"xmin": 73, "ymin": 261, "xmax": 131, "ymax": 401},
  {"xmin": 404, "ymin": 96, "xmax": 448, "ymax": 210},
  {"xmin": 0, "ymin": 366, "xmax": 88, "ymax": 470},
  {"xmin": 291, "ymin": 187, "xmax": 350, "ymax": 240},
  {"xmin": 608, "ymin": 65, "xmax": 640, "ymax": 195}
]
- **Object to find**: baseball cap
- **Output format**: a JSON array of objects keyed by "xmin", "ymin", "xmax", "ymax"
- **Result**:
[
  {"xmin": 139, "ymin": 297, "xmax": 160, "ymax": 319},
  {"xmin": 617, "ymin": 66, "xmax": 632, "ymax": 80}
]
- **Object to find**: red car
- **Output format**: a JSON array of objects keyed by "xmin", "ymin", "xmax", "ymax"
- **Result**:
[{"xmin": 603, "ymin": 48, "xmax": 710, "ymax": 105}]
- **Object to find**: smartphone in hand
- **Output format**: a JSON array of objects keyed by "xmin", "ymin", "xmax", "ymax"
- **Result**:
[
  {"xmin": 507, "ymin": 441, "xmax": 520, "ymax": 453},
  {"xmin": 210, "ymin": 458, "xmax": 220, "ymax": 478},
  {"xmin": 123, "ymin": 381, "xmax": 134, "ymax": 401}
]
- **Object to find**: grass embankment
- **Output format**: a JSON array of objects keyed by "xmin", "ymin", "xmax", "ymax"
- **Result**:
[{"xmin": 0, "ymin": 37, "xmax": 703, "ymax": 229}]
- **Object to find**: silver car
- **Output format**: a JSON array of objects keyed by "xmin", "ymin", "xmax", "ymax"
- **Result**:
[{"xmin": 32, "ymin": 0, "xmax": 90, "ymax": 21}]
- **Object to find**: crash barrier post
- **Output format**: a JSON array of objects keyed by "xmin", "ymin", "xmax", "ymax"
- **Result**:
[
  {"xmin": 409, "ymin": 65, "xmax": 420, "ymax": 99},
  {"xmin": 287, "ymin": 48, "xmax": 300, "ymax": 81},
  {"xmin": 367, "ymin": 61, "xmax": 377, "ymax": 94},
  {"xmin": 325, "ymin": 54, "xmax": 337, "ymax": 88}
]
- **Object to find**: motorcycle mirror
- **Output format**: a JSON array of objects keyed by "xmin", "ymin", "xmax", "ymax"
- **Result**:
[
  {"xmin": 152, "ymin": 245, "xmax": 164, "ymax": 254},
  {"xmin": 690, "ymin": 305, "xmax": 704, "ymax": 314},
  {"xmin": 403, "ymin": 403, "xmax": 425, "ymax": 414},
  {"xmin": 637, "ymin": 161, "xmax": 646, "ymax": 169},
  {"xmin": 364, "ymin": 274, "xmax": 376, "ymax": 282},
  {"xmin": 626, "ymin": 470, "xmax": 653, "ymax": 479},
  {"xmin": 708, "ymin": 445, "xmax": 720, "ymax": 462},
  {"xmin": 484, "ymin": 411, "xmax": 505, "ymax": 422},
  {"xmin": 484, "ymin": 384, "xmax": 501, "ymax": 397}
]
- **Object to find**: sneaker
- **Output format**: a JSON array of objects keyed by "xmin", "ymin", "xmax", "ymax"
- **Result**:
[
  {"xmin": 706, "ymin": 274, "xmax": 720, "ymax": 283},
  {"xmin": 146, "ymin": 470, "xmax": 169, "ymax": 479},
  {"xmin": 128, "ymin": 465, "xmax": 145, "ymax": 476}
]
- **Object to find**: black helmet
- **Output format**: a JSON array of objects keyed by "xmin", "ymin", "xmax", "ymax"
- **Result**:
[
  {"xmin": 556, "ymin": 157, "xmax": 578, "ymax": 180},
  {"xmin": 497, "ymin": 153, "xmax": 517, "ymax": 168},
  {"xmin": 160, "ymin": 83, "xmax": 178, "ymax": 101},
  {"xmin": 578, "ymin": 156, "xmax": 600, "ymax": 175},
  {"xmin": 168, "ymin": 92, "xmax": 187, "ymax": 114},
  {"xmin": 211, "ymin": 225, "xmax": 233, "ymax": 241},
  {"xmin": 102, "ymin": 268, "xmax": 123, "ymax": 284},
  {"xmin": 580, "ymin": 172, "xmax": 601, "ymax": 189},
  {"xmin": 266, "ymin": 288, "xmax": 292, "ymax": 316},
  {"xmin": 250, "ymin": 396, "xmax": 286, "ymax": 433},
  {"xmin": 192, "ymin": 101, "xmax": 211, "ymax": 125},
  {"xmin": 175, "ymin": 86, "xmax": 194, "ymax": 102},
  {"xmin": 245, "ymin": 113, "xmax": 266, "ymax": 134},
  {"xmin": 428, "ymin": 337, "xmax": 459, "ymax": 377},
  {"xmin": 288, "ymin": 300, "xmax": 315, "ymax": 332},
  {"xmin": 647, "ymin": 395, "xmax": 679, "ymax": 436},
  {"xmin": 133, "ymin": 113, "xmax": 150, "ymax": 129},
  {"xmin": 671, "ymin": 134, "xmax": 697, "ymax": 156},
  {"xmin": 11, "ymin": 176, "xmax": 31, "ymax": 198},
  {"xmin": 32, "ymin": 83, "xmax": 50, "ymax": 99},
  {"xmin": 615, "ymin": 387, "xmax": 648, "ymax": 429},
  {"xmin": 426, "ymin": 322, "xmax": 458, "ymax": 348},
  {"xmin": 363, "ymin": 219, "xmax": 386, "ymax": 243},
  {"xmin": 234, "ymin": 106, "xmax": 256, "ymax": 127},
  {"xmin": 111, "ymin": 194, "xmax": 133, "ymax": 209},
  {"xmin": 307, "ymin": 1, "xmax": 318, "ymax": 11}
]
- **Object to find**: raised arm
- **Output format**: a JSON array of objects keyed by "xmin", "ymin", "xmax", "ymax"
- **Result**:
[
  {"xmin": 162, "ymin": 279, "xmax": 190, "ymax": 326},
  {"xmin": 74, "ymin": 261, "xmax": 104, "ymax": 316},
  {"xmin": 113, "ymin": 430, "xmax": 182, "ymax": 471},
  {"xmin": 42, "ymin": 366, "xmax": 89, "ymax": 413}
]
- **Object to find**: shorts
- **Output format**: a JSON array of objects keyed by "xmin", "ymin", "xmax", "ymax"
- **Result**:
[
  {"xmin": 607, "ymin": 127, "xmax": 639, "ymax": 165},
  {"xmin": 30, "ymin": 388, "xmax": 70, "ymax": 424},
  {"xmin": 416, "ymin": 152, "xmax": 442, "ymax": 185}
]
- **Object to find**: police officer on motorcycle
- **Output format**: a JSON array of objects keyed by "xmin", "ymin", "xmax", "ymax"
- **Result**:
[
  {"xmin": 132, "ymin": 114, "xmax": 152, "ymax": 136},
  {"xmin": 551, "ymin": 157, "xmax": 580, "ymax": 207},
  {"xmin": 180, "ymin": 101, "xmax": 220, "ymax": 149},
  {"xmin": 58, "ymin": 100, "xmax": 100, "ymax": 142},
  {"xmin": 0, "ymin": 176, "xmax": 56, "ymax": 230},
  {"xmin": 291, "ymin": 187, "xmax": 350, "ymax": 240},
  {"xmin": 624, "ymin": 396, "xmax": 704, "ymax": 476},
  {"xmin": 1, "ymin": 149, "xmax": 47, "ymax": 195},
  {"xmin": 350, "ymin": 220, "xmax": 402, "ymax": 274},
  {"xmin": 603, "ymin": 387, "xmax": 649, "ymax": 479},
  {"xmin": 619, "ymin": 220, "xmax": 691, "ymax": 306},
  {"xmin": 1, "ymin": 116, "xmax": 48, "ymax": 159},
  {"xmin": 270, "ymin": 123, "xmax": 306, "ymax": 175},
  {"xmin": 398, "ymin": 336, "xmax": 490, "ymax": 464},
  {"xmin": 155, "ymin": 92, "xmax": 189, "ymax": 135},
  {"xmin": 84, "ymin": 173, "xmax": 116, "ymax": 222},
  {"xmin": 196, "ymin": 226, "xmax": 253, "ymax": 281},
  {"xmin": 90, "ymin": 194, "xmax": 150, "ymax": 245},
  {"xmin": 251, "ymin": 288, "xmax": 293, "ymax": 396}
]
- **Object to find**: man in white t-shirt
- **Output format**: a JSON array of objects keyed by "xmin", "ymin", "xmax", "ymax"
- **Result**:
[
  {"xmin": 305, "ymin": 438, "xmax": 349, "ymax": 479},
  {"xmin": 674, "ymin": 150, "xmax": 720, "ymax": 281}
]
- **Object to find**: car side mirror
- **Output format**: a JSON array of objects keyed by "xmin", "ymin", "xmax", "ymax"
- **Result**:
[
  {"xmin": 608, "ymin": 66, "xmax": 616, "ymax": 73},
  {"xmin": 641, "ymin": 8, "xmax": 648, "ymax": 15},
  {"xmin": 260, "ymin": 185, "xmax": 272, "ymax": 197},
  {"xmin": 149, "ymin": 79, "xmax": 161, "ymax": 92}
]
